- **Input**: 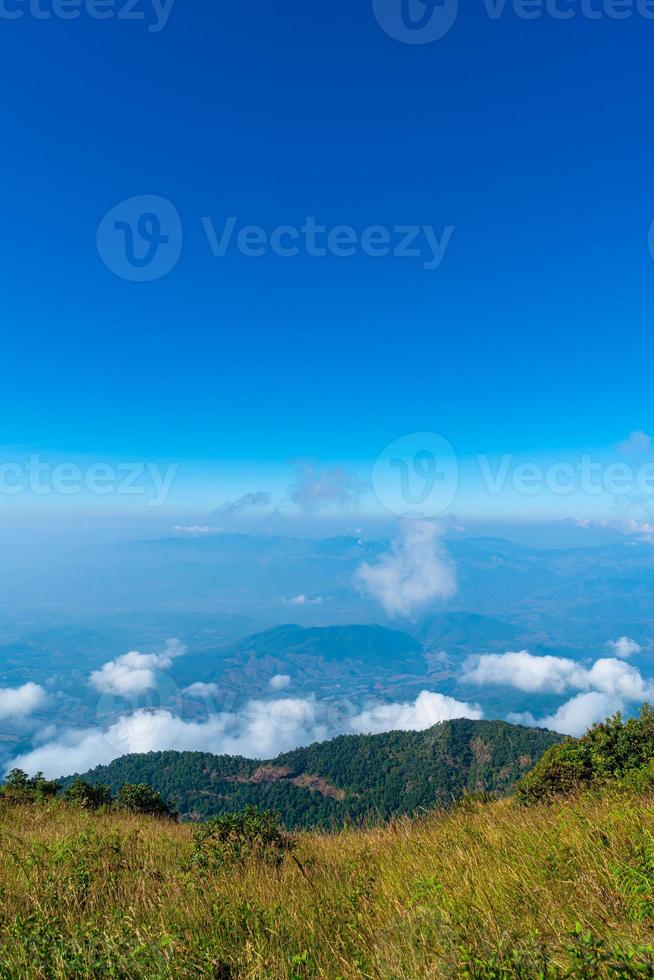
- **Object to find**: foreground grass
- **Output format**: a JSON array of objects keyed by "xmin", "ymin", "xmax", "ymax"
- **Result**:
[{"xmin": 1, "ymin": 789, "xmax": 653, "ymax": 978}]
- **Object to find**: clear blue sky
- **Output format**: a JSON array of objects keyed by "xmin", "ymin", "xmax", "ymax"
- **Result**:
[{"xmin": 2, "ymin": 2, "xmax": 653, "ymax": 482}]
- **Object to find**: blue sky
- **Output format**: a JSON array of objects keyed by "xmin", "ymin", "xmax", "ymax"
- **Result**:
[{"xmin": 2, "ymin": 1, "xmax": 654, "ymax": 520}]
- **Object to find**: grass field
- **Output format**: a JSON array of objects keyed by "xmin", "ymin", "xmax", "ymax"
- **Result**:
[{"xmin": 0, "ymin": 788, "xmax": 653, "ymax": 978}]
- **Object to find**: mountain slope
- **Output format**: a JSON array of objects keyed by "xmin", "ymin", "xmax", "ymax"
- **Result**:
[
  {"xmin": 64, "ymin": 719, "xmax": 563, "ymax": 828},
  {"xmin": 176, "ymin": 622, "xmax": 426, "ymax": 695}
]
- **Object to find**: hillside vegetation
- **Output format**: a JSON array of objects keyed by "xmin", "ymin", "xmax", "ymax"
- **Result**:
[
  {"xmin": 1, "ymin": 784, "xmax": 653, "ymax": 978},
  {"xmin": 63, "ymin": 718, "xmax": 563, "ymax": 826},
  {"xmin": 4, "ymin": 710, "xmax": 654, "ymax": 977}
]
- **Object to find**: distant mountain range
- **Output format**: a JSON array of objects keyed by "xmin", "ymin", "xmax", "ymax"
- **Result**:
[{"xmin": 62, "ymin": 718, "xmax": 563, "ymax": 828}]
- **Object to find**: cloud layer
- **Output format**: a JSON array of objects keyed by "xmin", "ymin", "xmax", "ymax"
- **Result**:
[
  {"xmin": 12, "ymin": 687, "xmax": 481, "ymax": 778},
  {"xmin": 465, "ymin": 649, "xmax": 654, "ymax": 736}
]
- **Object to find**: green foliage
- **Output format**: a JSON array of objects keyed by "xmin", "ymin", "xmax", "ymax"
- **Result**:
[
  {"xmin": 62, "ymin": 778, "xmax": 112, "ymax": 810},
  {"xmin": 516, "ymin": 705, "xmax": 654, "ymax": 805},
  {"xmin": 192, "ymin": 805, "xmax": 293, "ymax": 871},
  {"xmin": 61, "ymin": 719, "xmax": 563, "ymax": 828},
  {"xmin": 114, "ymin": 783, "xmax": 176, "ymax": 819},
  {"xmin": 1, "ymin": 768, "xmax": 60, "ymax": 803},
  {"xmin": 457, "ymin": 926, "xmax": 654, "ymax": 979}
]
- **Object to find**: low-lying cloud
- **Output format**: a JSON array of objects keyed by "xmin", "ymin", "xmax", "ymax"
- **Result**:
[
  {"xmin": 0, "ymin": 683, "xmax": 46, "ymax": 721},
  {"xmin": 465, "ymin": 648, "xmax": 654, "ymax": 736},
  {"xmin": 11, "ymin": 687, "xmax": 482, "ymax": 778},
  {"xmin": 357, "ymin": 520, "xmax": 456, "ymax": 617},
  {"xmin": 509, "ymin": 691, "xmax": 620, "ymax": 738},
  {"xmin": 463, "ymin": 650, "xmax": 653, "ymax": 702},
  {"xmin": 349, "ymin": 690, "xmax": 482, "ymax": 735},
  {"xmin": 89, "ymin": 639, "xmax": 187, "ymax": 696}
]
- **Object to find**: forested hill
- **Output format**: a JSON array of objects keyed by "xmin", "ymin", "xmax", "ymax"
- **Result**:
[{"xmin": 63, "ymin": 719, "xmax": 563, "ymax": 828}]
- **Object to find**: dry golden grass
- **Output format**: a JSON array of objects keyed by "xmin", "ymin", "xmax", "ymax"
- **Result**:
[{"xmin": 0, "ymin": 788, "xmax": 653, "ymax": 978}]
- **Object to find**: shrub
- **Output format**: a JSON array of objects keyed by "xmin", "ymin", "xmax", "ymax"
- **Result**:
[
  {"xmin": 1, "ymin": 769, "xmax": 59, "ymax": 803},
  {"xmin": 516, "ymin": 704, "xmax": 654, "ymax": 804},
  {"xmin": 114, "ymin": 783, "xmax": 176, "ymax": 819},
  {"xmin": 63, "ymin": 779, "xmax": 111, "ymax": 810},
  {"xmin": 192, "ymin": 805, "xmax": 294, "ymax": 871}
]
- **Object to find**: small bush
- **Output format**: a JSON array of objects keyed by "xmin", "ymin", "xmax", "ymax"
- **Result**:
[
  {"xmin": 63, "ymin": 779, "xmax": 111, "ymax": 810},
  {"xmin": 516, "ymin": 704, "xmax": 654, "ymax": 804},
  {"xmin": 114, "ymin": 783, "xmax": 175, "ymax": 819},
  {"xmin": 192, "ymin": 805, "xmax": 294, "ymax": 871}
]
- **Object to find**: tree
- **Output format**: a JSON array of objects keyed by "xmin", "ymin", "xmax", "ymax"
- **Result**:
[
  {"xmin": 3, "ymin": 769, "xmax": 30, "ymax": 792},
  {"xmin": 114, "ymin": 783, "xmax": 176, "ymax": 819},
  {"xmin": 1, "ymin": 769, "xmax": 59, "ymax": 802},
  {"xmin": 63, "ymin": 778, "xmax": 111, "ymax": 809}
]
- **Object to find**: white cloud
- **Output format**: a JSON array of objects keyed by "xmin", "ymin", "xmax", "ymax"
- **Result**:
[
  {"xmin": 586, "ymin": 658, "xmax": 652, "ymax": 701},
  {"xmin": 349, "ymin": 690, "xmax": 482, "ymax": 735},
  {"xmin": 509, "ymin": 692, "xmax": 620, "ymax": 737},
  {"xmin": 12, "ymin": 687, "xmax": 481, "ymax": 778},
  {"xmin": 467, "ymin": 648, "xmax": 654, "ymax": 737},
  {"xmin": 89, "ymin": 639, "xmax": 187, "ymax": 696},
  {"xmin": 607, "ymin": 636, "xmax": 642, "ymax": 658},
  {"xmin": 463, "ymin": 651, "xmax": 584, "ymax": 694},
  {"xmin": 269, "ymin": 674, "xmax": 291, "ymax": 691},
  {"xmin": 463, "ymin": 651, "xmax": 654, "ymax": 702},
  {"xmin": 184, "ymin": 681, "xmax": 221, "ymax": 698},
  {"xmin": 356, "ymin": 520, "xmax": 456, "ymax": 617},
  {"xmin": 288, "ymin": 595, "xmax": 323, "ymax": 606},
  {"xmin": 0, "ymin": 683, "xmax": 46, "ymax": 721}
]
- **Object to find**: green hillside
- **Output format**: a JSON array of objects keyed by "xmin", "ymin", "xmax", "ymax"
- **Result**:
[{"xmin": 63, "ymin": 719, "xmax": 563, "ymax": 827}]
